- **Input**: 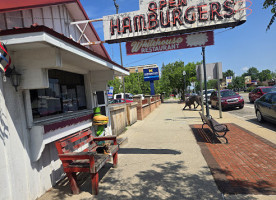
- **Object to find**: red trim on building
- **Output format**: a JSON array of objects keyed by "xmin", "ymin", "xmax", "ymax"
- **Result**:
[
  {"xmin": 0, "ymin": 25, "xmax": 128, "ymax": 72},
  {"xmin": 0, "ymin": 0, "xmax": 75, "ymax": 13},
  {"xmin": 0, "ymin": 0, "xmax": 111, "ymax": 60},
  {"xmin": 43, "ymin": 114, "xmax": 92, "ymax": 134},
  {"xmin": 75, "ymin": 0, "xmax": 111, "ymax": 60}
]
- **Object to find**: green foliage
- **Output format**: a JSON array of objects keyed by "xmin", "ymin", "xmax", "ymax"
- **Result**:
[
  {"xmin": 108, "ymin": 77, "xmax": 123, "ymax": 94},
  {"xmin": 242, "ymin": 67, "xmax": 259, "ymax": 81},
  {"xmin": 124, "ymin": 73, "xmax": 152, "ymax": 95},
  {"xmin": 263, "ymin": 0, "xmax": 276, "ymax": 30},
  {"xmin": 232, "ymin": 76, "xmax": 245, "ymax": 89},
  {"xmin": 258, "ymin": 69, "xmax": 272, "ymax": 82},
  {"xmin": 159, "ymin": 61, "xmax": 200, "ymax": 99},
  {"xmin": 223, "ymin": 70, "xmax": 234, "ymax": 78},
  {"xmin": 227, "ymin": 83, "xmax": 234, "ymax": 89},
  {"xmin": 108, "ymin": 73, "xmax": 152, "ymax": 95},
  {"xmin": 247, "ymin": 86, "xmax": 256, "ymax": 92},
  {"xmin": 207, "ymin": 79, "xmax": 218, "ymax": 89}
]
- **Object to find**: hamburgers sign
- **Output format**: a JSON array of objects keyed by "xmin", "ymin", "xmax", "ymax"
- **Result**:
[{"xmin": 103, "ymin": 0, "xmax": 247, "ymax": 43}]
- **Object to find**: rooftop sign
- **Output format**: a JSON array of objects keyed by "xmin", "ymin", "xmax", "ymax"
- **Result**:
[{"xmin": 103, "ymin": 0, "xmax": 247, "ymax": 43}]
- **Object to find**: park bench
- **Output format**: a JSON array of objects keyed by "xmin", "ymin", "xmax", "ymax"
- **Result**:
[
  {"xmin": 55, "ymin": 128, "xmax": 119, "ymax": 195},
  {"xmin": 199, "ymin": 112, "xmax": 229, "ymax": 143}
]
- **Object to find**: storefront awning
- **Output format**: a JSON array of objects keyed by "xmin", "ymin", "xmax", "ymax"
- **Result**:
[{"xmin": 0, "ymin": 25, "xmax": 129, "ymax": 76}]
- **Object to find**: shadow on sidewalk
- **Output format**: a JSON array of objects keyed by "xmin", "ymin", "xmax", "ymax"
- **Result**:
[
  {"xmin": 93, "ymin": 161, "xmax": 242, "ymax": 199},
  {"xmin": 162, "ymin": 101, "xmax": 179, "ymax": 104},
  {"xmin": 118, "ymin": 148, "xmax": 181, "ymax": 155},
  {"xmin": 246, "ymin": 118, "xmax": 276, "ymax": 132}
]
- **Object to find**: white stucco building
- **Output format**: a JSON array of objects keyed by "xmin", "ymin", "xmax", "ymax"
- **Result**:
[{"xmin": 0, "ymin": 1, "xmax": 129, "ymax": 199}]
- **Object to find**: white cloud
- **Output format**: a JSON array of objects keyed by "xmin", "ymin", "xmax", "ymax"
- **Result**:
[{"xmin": 242, "ymin": 67, "xmax": 249, "ymax": 72}]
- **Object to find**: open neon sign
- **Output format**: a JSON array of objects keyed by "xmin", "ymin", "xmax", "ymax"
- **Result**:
[{"xmin": 103, "ymin": 0, "xmax": 250, "ymax": 43}]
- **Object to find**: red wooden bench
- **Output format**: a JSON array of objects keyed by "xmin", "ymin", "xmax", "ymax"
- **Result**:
[{"xmin": 55, "ymin": 128, "xmax": 119, "ymax": 195}]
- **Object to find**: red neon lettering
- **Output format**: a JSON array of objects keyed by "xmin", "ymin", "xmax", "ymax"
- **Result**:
[
  {"xmin": 148, "ymin": 2, "xmax": 157, "ymax": 12},
  {"xmin": 173, "ymin": 9, "xmax": 183, "ymax": 25},
  {"xmin": 223, "ymin": 0, "xmax": 235, "ymax": 18},
  {"xmin": 198, "ymin": 4, "xmax": 208, "ymax": 20},
  {"xmin": 160, "ymin": 11, "xmax": 171, "ymax": 27},
  {"xmin": 169, "ymin": 0, "xmax": 177, "ymax": 8},
  {"xmin": 121, "ymin": 17, "xmax": 132, "ymax": 33},
  {"xmin": 148, "ymin": 13, "xmax": 158, "ymax": 29},
  {"xmin": 159, "ymin": 0, "xmax": 167, "ymax": 10},
  {"xmin": 134, "ymin": 15, "xmax": 147, "ymax": 32},
  {"xmin": 210, "ymin": 2, "xmax": 223, "ymax": 20},
  {"xmin": 185, "ymin": 6, "xmax": 196, "ymax": 22},
  {"xmin": 110, "ymin": 18, "xmax": 120, "ymax": 35},
  {"xmin": 234, "ymin": 0, "xmax": 252, "ymax": 16},
  {"xmin": 178, "ymin": 0, "xmax": 187, "ymax": 7}
]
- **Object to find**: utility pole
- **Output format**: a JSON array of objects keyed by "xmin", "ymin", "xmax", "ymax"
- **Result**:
[
  {"xmin": 113, "ymin": 0, "xmax": 125, "ymax": 102},
  {"xmin": 202, "ymin": 47, "xmax": 210, "ymax": 118},
  {"xmin": 183, "ymin": 71, "xmax": 186, "ymax": 101}
]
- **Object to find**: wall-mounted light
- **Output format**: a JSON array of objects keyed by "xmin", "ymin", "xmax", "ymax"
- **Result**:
[{"xmin": 6, "ymin": 66, "xmax": 21, "ymax": 91}]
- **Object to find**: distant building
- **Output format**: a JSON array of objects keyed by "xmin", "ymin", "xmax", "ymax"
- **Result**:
[{"xmin": 127, "ymin": 64, "xmax": 158, "ymax": 74}]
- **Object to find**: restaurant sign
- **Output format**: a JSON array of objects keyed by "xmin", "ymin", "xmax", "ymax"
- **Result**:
[
  {"xmin": 103, "ymin": 0, "xmax": 247, "ymax": 43},
  {"xmin": 126, "ymin": 31, "xmax": 214, "ymax": 55}
]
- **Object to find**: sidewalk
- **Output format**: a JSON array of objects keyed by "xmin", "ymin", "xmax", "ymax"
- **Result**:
[{"xmin": 38, "ymin": 100, "xmax": 276, "ymax": 200}]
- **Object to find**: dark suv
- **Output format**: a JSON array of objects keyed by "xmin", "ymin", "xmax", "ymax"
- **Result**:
[
  {"xmin": 254, "ymin": 92, "xmax": 276, "ymax": 123},
  {"xmin": 210, "ymin": 90, "xmax": 244, "ymax": 110}
]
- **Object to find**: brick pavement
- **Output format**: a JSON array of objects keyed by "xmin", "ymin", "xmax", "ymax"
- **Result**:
[{"xmin": 191, "ymin": 123, "xmax": 276, "ymax": 195}]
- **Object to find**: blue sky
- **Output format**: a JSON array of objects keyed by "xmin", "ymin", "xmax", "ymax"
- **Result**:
[{"xmin": 80, "ymin": 0, "xmax": 276, "ymax": 76}]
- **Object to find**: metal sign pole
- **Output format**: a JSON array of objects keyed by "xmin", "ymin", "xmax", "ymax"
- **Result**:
[
  {"xmin": 216, "ymin": 63, "xmax": 222, "ymax": 118},
  {"xmin": 202, "ymin": 47, "xmax": 210, "ymax": 117},
  {"xmin": 114, "ymin": 0, "xmax": 125, "ymax": 103},
  {"xmin": 199, "ymin": 65, "xmax": 205, "ymax": 115},
  {"xmin": 217, "ymin": 79, "xmax": 222, "ymax": 118}
]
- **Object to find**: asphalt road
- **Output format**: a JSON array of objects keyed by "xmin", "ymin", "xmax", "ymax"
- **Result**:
[{"xmin": 222, "ymin": 92, "xmax": 276, "ymax": 132}]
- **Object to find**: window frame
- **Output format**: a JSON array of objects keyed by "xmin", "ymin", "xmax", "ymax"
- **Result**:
[{"xmin": 26, "ymin": 70, "xmax": 92, "ymax": 125}]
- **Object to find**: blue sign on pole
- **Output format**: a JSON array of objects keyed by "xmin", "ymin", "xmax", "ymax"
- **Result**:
[
  {"xmin": 143, "ymin": 68, "xmax": 159, "ymax": 82},
  {"xmin": 108, "ymin": 86, "xmax": 114, "ymax": 99}
]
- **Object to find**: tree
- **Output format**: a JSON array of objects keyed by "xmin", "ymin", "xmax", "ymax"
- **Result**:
[
  {"xmin": 207, "ymin": 80, "xmax": 218, "ymax": 89},
  {"xmin": 242, "ymin": 67, "xmax": 259, "ymax": 81},
  {"xmin": 258, "ymin": 69, "xmax": 272, "ymax": 82},
  {"xmin": 108, "ymin": 77, "xmax": 123, "ymax": 94},
  {"xmin": 223, "ymin": 70, "xmax": 234, "ymax": 79},
  {"xmin": 263, "ymin": 0, "xmax": 276, "ymax": 30},
  {"xmin": 159, "ymin": 61, "xmax": 199, "ymax": 99},
  {"xmin": 232, "ymin": 76, "xmax": 245, "ymax": 90}
]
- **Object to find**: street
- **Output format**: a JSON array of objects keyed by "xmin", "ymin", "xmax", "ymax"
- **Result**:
[{"xmin": 220, "ymin": 92, "xmax": 276, "ymax": 132}]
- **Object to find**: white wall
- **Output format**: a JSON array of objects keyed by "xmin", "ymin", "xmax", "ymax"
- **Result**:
[
  {"xmin": 0, "ymin": 71, "xmax": 66, "ymax": 200},
  {"xmin": 0, "ymin": 5, "xmax": 90, "ymax": 50},
  {"xmin": 0, "ymin": 4, "xmax": 115, "ymax": 199}
]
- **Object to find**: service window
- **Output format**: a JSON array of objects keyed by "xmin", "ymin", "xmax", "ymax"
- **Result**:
[
  {"xmin": 30, "ymin": 69, "xmax": 87, "ymax": 118},
  {"xmin": 96, "ymin": 91, "xmax": 106, "ymax": 116}
]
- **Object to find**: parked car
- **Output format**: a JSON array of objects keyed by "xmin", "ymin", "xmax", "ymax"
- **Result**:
[
  {"xmin": 210, "ymin": 89, "xmax": 244, "ymax": 110},
  {"xmin": 108, "ymin": 98, "xmax": 133, "ymax": 104},
  {"xmin": 114, "ymin": 93, "xmax": 133, "ymax": 100},
  {"xmin": 254, "ymin": 92, "xmax": 276, "ymax": 123},
  {"xmin": 249, "ymin": 86, "xmax": 273, "ymax": 103},
  {"xmin": 201, "ymin": 89, "xmax": 215, "ymax": 104}
]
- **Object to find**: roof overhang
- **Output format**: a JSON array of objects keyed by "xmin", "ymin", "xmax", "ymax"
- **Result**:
[{"xmin": 0, "ymin": 26, "xmax": 129, "ymax": 76}]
